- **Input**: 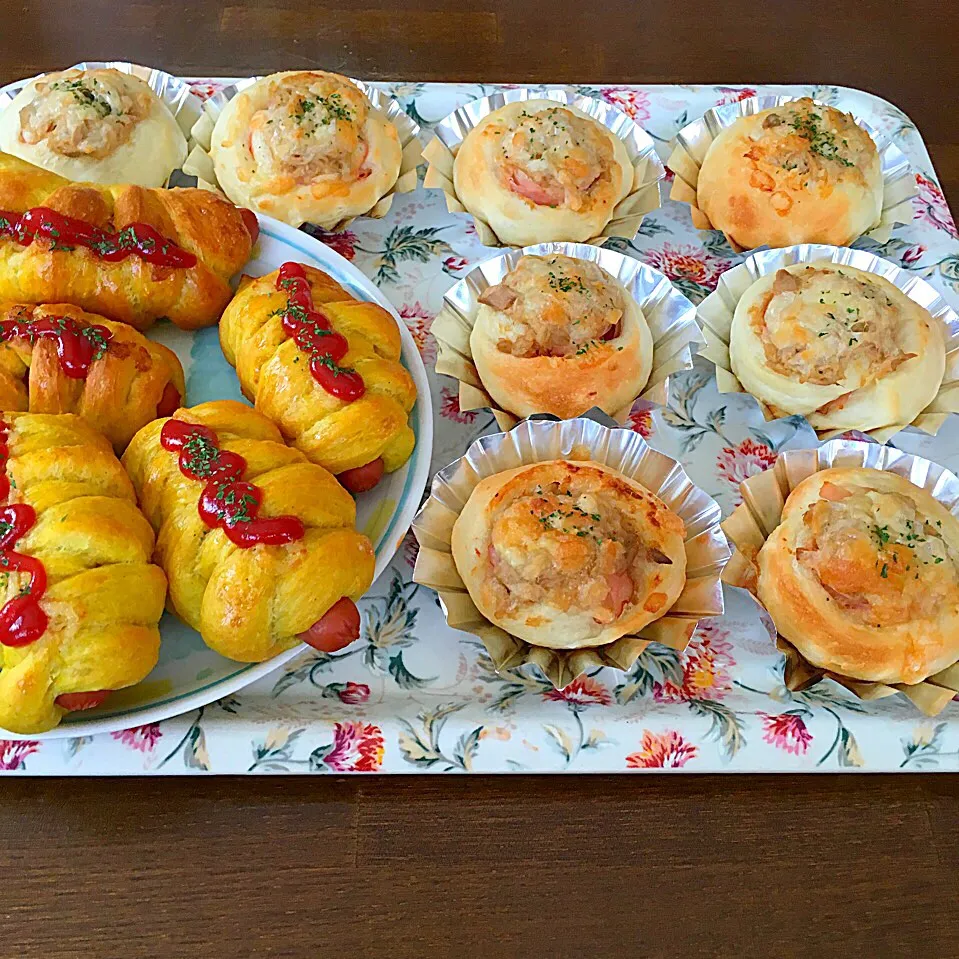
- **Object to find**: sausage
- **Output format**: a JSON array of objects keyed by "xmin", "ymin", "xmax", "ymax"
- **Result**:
[
  {"xmin": 338, "ymin": 458, "xmax": 385, "ymax": 494},
  {"xmin": 298, "ymin": 597, "xmax": 361, "ymax": 653},
  {"xmin": 156, "ymin": 382, "xmax": 182, "ymax": 418},
  {"xmin": 55, "ymin": 690, "xmax": 110, "ymax": 711},
  {"xmin": 478, "ymin": 283, "xmax": 518, "ymax": 311},
  {"xmin": 240, "ymin": 208, "xmax": 260, "ymax": 245}
]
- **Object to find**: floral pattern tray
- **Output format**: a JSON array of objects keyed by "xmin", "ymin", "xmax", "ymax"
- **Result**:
[{"xmin": 4, "ymin": 80, "xmax": 959, "ymax": 775}]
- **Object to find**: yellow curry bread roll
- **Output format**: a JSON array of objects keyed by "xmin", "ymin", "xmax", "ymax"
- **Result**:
[
  {"xmin": 0, "ymin": 67, "xmax": 188, "ymax": 187},
  {"xmin": 453, "ymin": 100, "xmax": 633, "ymax": 247},
  {"xmin": 0, "ymin": 412, "xmax": 166, "ymax": 734},
  {"xmin": 696, "ymin": 99, "xmax": 882, "ymax": 250},
  {"xmin": 122, "ymin": 400, "xmax": 375, "ymax": 663},
  {"xmin": 451, "ymin": 460, "xmax": 687, "ymax": 650},
  {"xmin": 0, "ymin": 151, "xmax": 258, "ymax": 331},
  {"xmin": 219, "ymin": 263, "xmax": 416, "ymax": 494},
  {"xmin": 757, "ymin": 467, "xmax": 959, "ymax": 685},
  {"xmin": 730, "ymin": 261, "xmax": 945, "ymax": 433},
  {"xmin": 470, "ymin": 253, "xmax": 652, "ymax": 419},
  {"xmin": 209, "ymin": 71, "xmax": 403, "ymax": 229},
  {"xmin": 0, "ymin": 302, "xmax": 185, "ymax": 451}
]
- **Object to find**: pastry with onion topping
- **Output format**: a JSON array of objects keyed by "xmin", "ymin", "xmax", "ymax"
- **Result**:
[
  {"xmin": 453, "ymin": 100, "xmax": 633, "ymax": 246},
  {"xmin": 0, "ymin": 67, "xmax": 187, "ymax": 187},
  {"xmin": 729, "ymin": 261, "xmax": 944, "ymax": 433},
  {"xmin": 696, "ymin": 99, "xmax": 882, "ymax": 249},
  {"xmin": 451, "ymin": 460, "xmax": 686, "ymax": 650},
  {"xmin": 470, "ymin": 253, "xmax": 652, "ymax": 419},
  {"xmin": 209, "ymin": 71, "xmax": 403, "ymax": 229},
  {"xmin": 757, "ymin": 467, "xmax": 959, "ymax": 684}
]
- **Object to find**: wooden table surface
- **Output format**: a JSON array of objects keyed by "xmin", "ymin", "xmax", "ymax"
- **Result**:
[{"xmin": 2, "ymin": 1, "xmax": 958, "ymax": 956}]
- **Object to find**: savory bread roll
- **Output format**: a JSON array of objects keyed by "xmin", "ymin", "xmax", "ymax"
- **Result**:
[
  {"xmin": 209, "ymin": 71, "xmax": 403, "ymax": 228},
  {"xmin": 470, "ymin": 253, "xmax": 652, "ymax": 418},
  {"xmin": 730, "ymin": 261, "xmax": 944, "ymax": 433},
  {"xmin": 697, "ymin": 99, "xmax": 882, "ymax": 249},
  {"xmin": 451, "ymin": 460, "xmax": 686, "ymax": 649},
  {"xmin": 0, "ymin": 68, "xmax": 187, "ymax": 187},
  {"xmin": 757, "ymin": 467, "xmax": 959, "ymax": 684},
  {"xmin": 453, "ymin": 100, "xmax": 633, "ymax": 246}
]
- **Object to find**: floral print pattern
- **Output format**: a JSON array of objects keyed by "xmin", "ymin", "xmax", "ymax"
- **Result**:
[{"xmin": 3, "ymin": 81, "xmax": 959, "ymax": 775}]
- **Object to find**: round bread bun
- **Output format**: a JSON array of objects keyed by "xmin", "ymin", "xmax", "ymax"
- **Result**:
[
  {"xmin": 729, "ymin": 260, "xmax": 944, "ymax": 433},
  {"xmin": 470, "ymin": 253, "xmax": 652, "ymax": 419},
  {"xmin": 452, "ymin": 100, "xmax": 633, "ymax": 246},
  {"xmin": 696, "ymin": 99, "xmax": 882, "ymax": 249},
  {"xmin": 0, "ymin": 68, "xmax": 187, "ymax": 187},
  {"xmin": 758, "ymin": 467, "xmax": 959, "ymax": 684},
  {"xmin": 209, "ymin": 71, "xmax": 402, "ymax": 229},
  {"xmin": 451, "ymin": 459, "xmax": 686, "ymax": 649}
]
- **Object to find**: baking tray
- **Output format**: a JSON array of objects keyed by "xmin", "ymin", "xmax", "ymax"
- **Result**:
[{"xmin": 2, "ymin": 79, "xmax": 958, "ymax": 774}]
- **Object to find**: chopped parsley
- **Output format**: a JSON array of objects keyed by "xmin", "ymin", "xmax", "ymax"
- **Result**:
[
  {"xmin": 789, "ymin": 109, "xmax": 854, "ymax": 166},
  {"xmin": 81, "ymin": 326, "xmax": 110, "ymax": 361}
]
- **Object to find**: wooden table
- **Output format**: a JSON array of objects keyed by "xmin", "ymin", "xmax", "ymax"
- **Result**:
[{"xmin": 2, "ymin": 1, "xmax": 958, "ymax": 956}]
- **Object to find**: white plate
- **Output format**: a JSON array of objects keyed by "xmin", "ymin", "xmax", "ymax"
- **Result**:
[{"xmin": 14, "ymin": 215, "xmax": 433, "ymax": 740}]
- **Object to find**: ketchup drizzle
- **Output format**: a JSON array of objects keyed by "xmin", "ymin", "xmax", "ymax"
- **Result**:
[
  {"xmin": 0, "ymin": 312, "xmax": 113, "ymax": 379},
  {"xmin": 274, "ymin": 262, "xmax": 366, "ymax": 402},
  {"xmin": 160, "ymin": 418, "xmax": 305, "ymax": 548},
  {"xmin": 0, "ymin": 207, "xmax": 197, "ymax": 269},
  {"xmin": 0, "ymin": 423, "xmax": 47, "ymax": 648}
]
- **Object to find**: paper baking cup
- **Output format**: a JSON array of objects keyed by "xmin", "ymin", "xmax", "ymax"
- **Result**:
[
  {"xmin": 696, "ymin": 243, "xmax": 959, "ymax": 443},
  {"xmin": 423, "ymin": 89, "xmax": 665, "ymax": 248},
  {"xmin": 723, "ymin": 440, "xmax": 959, "ymax": 715},
  {"xmin": 184, "ymin": 77, "xmax": 421, "ymax": 230},
  {"xmin": 434, "ymin": 242, "xmax": 703, "ymax": 430},
  {"xmin": 0, "ymin": 60, "xmax": 203, "ymax": 161},
  {"xmin": 412, "ymin": 412, "xmax": 729, "ymax": 689},
  {"xmin": 667, "ymin": 96, "xmax": 915, "ymax": 252}
]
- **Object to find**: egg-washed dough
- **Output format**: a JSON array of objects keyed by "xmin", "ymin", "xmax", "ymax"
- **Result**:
[
  {"xmin": 209, "ymin": 71, "xmax": 403, "ymax": 229},
  {"xmin": 0, "ymin": 68, "xmax": 187, "ymax": 188},
  {"xmin": 470, "ymin": 253, "xmax": 652, "ymax": 418},
  {"xmin": 757, "ymin": 467, "xmax": 959, "ymax": 684},
  {"xmin": 696, "ymin": 98, "xmax": 882, "ymax": 250},
  {"xmin": 730, "ymin": 260, "xmax": 944, "ymax": 433},
  {"xmin": 451, "ymin": 460, "xmax": 686, "ymax": 649},
  {"xmin": 452, "ymin": 100, "xmax": 633, "ymax": 246}
]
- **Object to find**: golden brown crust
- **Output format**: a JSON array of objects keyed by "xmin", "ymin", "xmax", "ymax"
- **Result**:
[
  {"xmin": 0, "ymin": 302, "xmax": 185, "ymax": 450},
  {"xmin": 219, "ymin": 264, "xmax": 417, "ymax": 475},
  {"xmin": 470, "ymin": 253, "xmax": 652, "ymax": 418},
  {"xmin": 757, "ymin": 467, "xmax": 959, "ymax": 684},
  {"xmin": 451, "ymin": 460, "xmax": 686, "ymax": 649},
  {"xmin": 0, "ymin": 152, "xmax": 255, "ymax": 330},
  {"xmin": 0, "ymin": 412, "xmax": 166, "ymax": 734},
  {"xmin": 121, "ymin": 400, "xmax": 375, "ymax": 662},
  {"xmin": 697, "ymin": 99, "xmax": 882, "ymax": 250}
]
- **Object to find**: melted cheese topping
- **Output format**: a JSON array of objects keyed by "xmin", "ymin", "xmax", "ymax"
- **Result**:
[
  {"xmin": 755, "ymin": 266, "xmax": 911, "ymax": 389},
  {"xmin": 483, "ymin": 254, "xmax": 624, "ymax": 358},
  {"xmin": 496, "ymin": 106, "xmax": 614, "ymax": 211},
  {"xmin": 17, "ymin": 69, "xmax": 147, "ymax": 159},
  {"xmin": 245, "ymin": 74, "xmax": 372, "ymax": 187},
  {"xmin": 796, "ymin": 481, "xmax": 959, "ymax": 627},
  {"xmin": 738, "ymin": 98, "xmax": 875, "ymax": 207}
]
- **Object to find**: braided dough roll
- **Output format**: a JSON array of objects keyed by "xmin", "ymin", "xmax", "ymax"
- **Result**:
[
  {"xmin": 219, "ymin": 264, "xmax": 416, "ymax": 492},
  {"xmin": 0, "ymin": 302, "xmax": 184, "ymax": 450},
  {"xmin": 757, "ymin": 467, "xmax": 959, "ymax": 684},
  {"xmin": 451, "ymin": 460, "xmax": 686, "ymax": 649},
  {"xmin": 0, "ymin": 412, "xmax": 166, "ymax": 734},
  {"xmin": 122, "ymin": 400, "xmax": 375, "ymax": 663},
  {"xmin": 0, "ymin": 152, "xmax": 257, "ymax": 330}
]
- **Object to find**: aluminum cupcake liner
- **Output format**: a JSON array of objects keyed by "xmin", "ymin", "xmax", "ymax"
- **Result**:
[
  {"xmin": 0, "ymin": 60, "xmax": 203, "ymax": 164},
  {"xmin": 412, "ymin": 412, "xmax": 730, "ymax": 689},
  {"xmin": 696, "ymin": 243, "xmax": 959, "ymax": 442},
  {"xmin": 667, "ymin": 95, "xmax": 915, "ymax": 252},
  {"xmin": 184, "ymin": 76, "xmax": 421, "ymax": 230},
  {"xmin": 434, "ymin": 241, "xmax": 703, "ymax": 429},
  {"xmin": 723, "ymin": 439, "xmax": 959, "ymax": 715},
  {"xmin": 422, "ymin": 88, "xmax": 665, "ymax": 248}
]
